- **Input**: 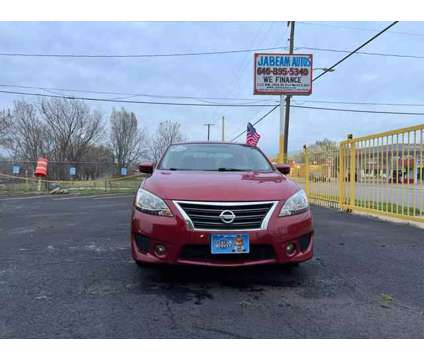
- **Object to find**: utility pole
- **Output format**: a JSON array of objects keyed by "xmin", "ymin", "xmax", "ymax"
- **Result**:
[
  {"xmin": 221, "ymin": 116, "xmax": 225, "ymax": 141},
  {"xmin": 204, "ymin": 123, "xmax": 215, "ymax": 141},
  {"xmin": 278, "ymin": 21, "xmax": 295, "ymax": 164}
]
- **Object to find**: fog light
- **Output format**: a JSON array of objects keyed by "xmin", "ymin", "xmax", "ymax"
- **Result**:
[
  {"xmin": 285, "ymin": 243, "xmax": 296, "ymax": 255},
  {"xmin": 154, "ymin": 244, "xmax": 167, "ymax": 257}
]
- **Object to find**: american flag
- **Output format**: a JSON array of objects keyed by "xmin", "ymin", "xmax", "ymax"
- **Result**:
[{"xmin": 246, "ymin": 122, "xmax": 261, "ymax": 146}]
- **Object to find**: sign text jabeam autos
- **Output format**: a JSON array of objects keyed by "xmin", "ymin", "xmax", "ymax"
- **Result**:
[{"xmin": 254, "ymin": 53, "xmax": 313, "ymax": 95}]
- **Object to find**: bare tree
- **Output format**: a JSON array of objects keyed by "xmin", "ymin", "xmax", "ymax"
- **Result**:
[
  {"xmin": 4, "ymin": 101, "xmax": 51, "ymax": 162},
  {"xmin": 79, "ymin": 144, "xmax": 114, "ymax": 180},
  {"xmin": 313, "ymin": 138, "xmax": 338, "ymax": 153},
  {"xmin": 149, "ymin": 120, "xmax": 184, "ymax": 162},
  {"xmin": 291, "ymin": 138, "xmax": 338, "ymax": 163},
  {"xmin": 110, "ymin": 108, "xmax": 146, "ymax": 172},
  {"xmin": 0, "ymin": 109, "xmax": 12, "ymax": 148},
  {"xmin": 39, "ymin": 98, "xmax": 104, "ymax": 178}
]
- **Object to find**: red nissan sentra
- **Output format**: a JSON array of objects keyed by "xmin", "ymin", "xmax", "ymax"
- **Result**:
[{"xmin": 131, "ymin": 142, "xmax": 313, "ymax": 267}]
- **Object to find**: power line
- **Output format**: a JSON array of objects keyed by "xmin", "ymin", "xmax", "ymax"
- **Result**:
[
  {"xmin": 232, "ymin": 22, "xmax": 399, "ymax": 141},
  {"xmin": 230, "ymin": 105, "xmax": 280, "ymax": 141},
  {"xmin": 4, "ymin": 83, "xmax": 424, "ymax": 108},
  {"xmin": 0, "ymin": 83, "xmax": 279, "ymax": 103},
  {"xmin": 230, "ymin": 102, "xmax": 424, "ymax": 142},
  {"xmin": 291, "ymin": 104, "xmax": 424, "ymax": 116},
  {"xmin": 0, "ymin": 44, "xmax": 422, "ymax": 62},
  {"xmin": 0, "ymin": 45, "xmax": 286, "ymax": 58},
  {"xmin": 301, "ymin": 46, "xmax": 424, "ymax": 60},
  {"xmin": 313, "ymin": 21, "xmax": 398, "ymax": 81},
  {"xmin": 207, "ymin": 22, "xmax": 270, "ymax": 127},
  {"xmin": 298, "ymin": 21, "xmax": 424, "ymax": 38},
  {"xmin": 230, "ymin": 101, "xmax": 424, "ymax": 140},
  {"xmin": 2, "ymin": 87, "xmax": 423, "ymax": 122},
  {"xmin": 209, "ymin": 22, "xmax": 273, "ymax": 127},
  {"xmin": 0, "ymin": 89, "xmax": 277, "ymax": 107},
  {"xmin": 295, "ymin": 99, "xmax": 424, "ymax": 107},
  {"xmin": 1, "ymin": 44, "xmax": 423, "ymax": 61}
]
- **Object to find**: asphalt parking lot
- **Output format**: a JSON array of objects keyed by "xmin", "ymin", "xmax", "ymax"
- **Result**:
[{"xmin": 0, "ymin": 194, "xmax": 423, "ymax": 338}]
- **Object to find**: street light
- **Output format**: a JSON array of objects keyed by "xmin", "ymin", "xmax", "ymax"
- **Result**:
[{"xmin": 313, "ymin": 67, "xmax": 335, "ymax": 72}]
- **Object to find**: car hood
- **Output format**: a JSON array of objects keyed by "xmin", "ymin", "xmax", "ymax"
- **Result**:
[{"xmin": 142, "ymin": 170, "xmax": 300, "ymax": 201}]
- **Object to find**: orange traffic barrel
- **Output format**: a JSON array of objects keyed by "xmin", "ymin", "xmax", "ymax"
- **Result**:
[{"xmin": 34, "ymin": 157, "xmax": 48, "ymax": 177}]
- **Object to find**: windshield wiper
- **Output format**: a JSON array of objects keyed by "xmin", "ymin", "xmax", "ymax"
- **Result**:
[{"xmin": 218, "ymin": 168, "xmax": 252, "ymax": 172}]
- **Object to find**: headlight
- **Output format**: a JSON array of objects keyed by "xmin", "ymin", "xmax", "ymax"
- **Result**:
[
  {"xmin": 279, "ymin": 189, "xmax": 309, "ymax": 217},
  {"xmin": 135, "ymin": 188, "xmax": 173, "ymax": 217}
]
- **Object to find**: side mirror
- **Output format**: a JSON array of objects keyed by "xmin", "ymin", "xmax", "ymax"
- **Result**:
[
  {"xmin": 138, "ymin": 162, "xmax": 155, "ymax": 174},
  {"xmin": 276, "ymin": 164, "xmax": 290, "ymax": 175}
]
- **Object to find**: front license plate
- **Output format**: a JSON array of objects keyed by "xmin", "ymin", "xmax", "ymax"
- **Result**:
[{"xmin": 210, "ymin": 233, "xmax": 250, "ymax": 254}]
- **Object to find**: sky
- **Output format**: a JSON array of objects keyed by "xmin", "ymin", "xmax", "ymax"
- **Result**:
[{"xmin": 0, "ymin": 21, "xmax": 424, "ymax": 156}]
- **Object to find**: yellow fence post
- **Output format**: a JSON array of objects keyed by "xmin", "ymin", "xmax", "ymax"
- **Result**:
[
  {"xmin": 277, "ymin": 135, "xmax": 285, "ymax": 164},
  {"xmin": 339, "ymin": 142, "xmax": 345, "ymax": 209},
  {"xmin": 304, "ymin": 145, "xmax": 310, "ymax": 197},
  {"xmin": 349, "ymin": 136, "xmax": 356, "ymax": 211}
]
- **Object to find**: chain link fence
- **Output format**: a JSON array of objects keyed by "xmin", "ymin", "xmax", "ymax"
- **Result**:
[
  {"xmin": 0, "ymin": 160, "xmax": 134, "ymax": 180},
  {"xmin": 0, "ymin": 160, "xmax": 144, "ymax": 195}
]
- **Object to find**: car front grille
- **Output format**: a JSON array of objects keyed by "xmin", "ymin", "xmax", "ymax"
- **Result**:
[
  {"xmin": 180, "ymin": 244, "xmax": 276, "ymax": 261},
  {"xmin": 174, "ymin": 201, "xmax": 277, "ymax": 230}
]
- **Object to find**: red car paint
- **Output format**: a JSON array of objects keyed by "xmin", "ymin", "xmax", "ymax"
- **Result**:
[{"xmin": 131, "ymin": 142, "xmax": 313, "ymax": 267}]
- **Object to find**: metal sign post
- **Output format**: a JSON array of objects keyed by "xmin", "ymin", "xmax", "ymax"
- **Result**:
[{"xmin": 282, "ymin": 21, "xmax": 296, "ymax": 164}]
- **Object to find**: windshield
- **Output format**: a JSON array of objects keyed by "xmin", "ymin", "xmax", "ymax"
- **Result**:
[{"xmin": 158, "ymin": 144, "xmax": 273, "ymax": 172}]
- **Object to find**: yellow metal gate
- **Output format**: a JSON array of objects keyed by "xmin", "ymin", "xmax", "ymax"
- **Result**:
[{"xmin": 294, "ymin": 124, "xmax": 424, "ymax": 223}]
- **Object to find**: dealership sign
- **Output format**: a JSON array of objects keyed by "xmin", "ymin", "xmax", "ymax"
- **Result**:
[{"xmin": 254, "ymin": 53, "xmax": 313, "ymax": 95}]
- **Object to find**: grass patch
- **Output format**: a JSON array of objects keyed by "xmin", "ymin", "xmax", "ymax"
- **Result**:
[{"xmin": 379, "ymin": 293, "xmax": 394, "ymax": 308}]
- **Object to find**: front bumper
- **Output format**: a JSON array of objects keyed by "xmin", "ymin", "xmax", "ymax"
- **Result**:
[{"xmin": 131, "ymin": 202, "xmax": 313, "ymax": 267}]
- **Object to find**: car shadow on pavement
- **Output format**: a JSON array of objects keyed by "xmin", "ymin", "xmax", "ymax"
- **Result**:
[{"xmin": 133, "ymin": 264, "xmax": 312, "ymax": 305}]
